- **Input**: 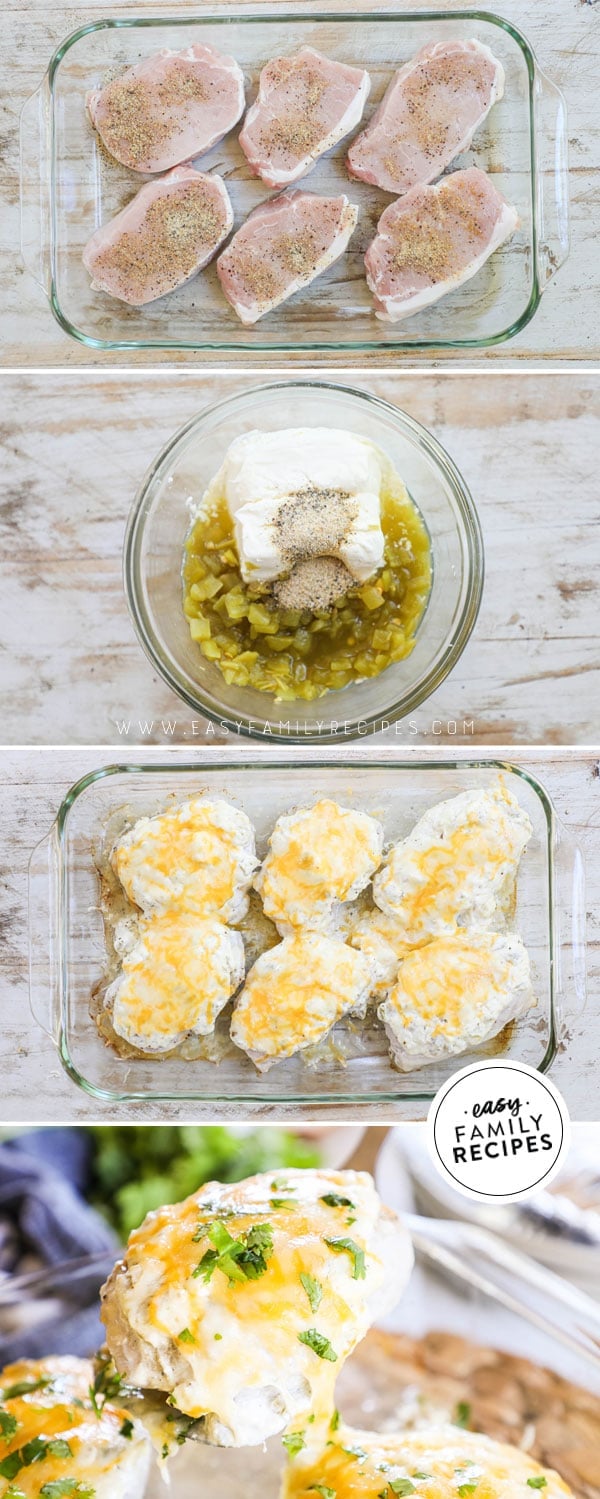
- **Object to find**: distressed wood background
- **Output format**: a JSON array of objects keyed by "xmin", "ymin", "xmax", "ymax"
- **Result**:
[
  {"xmin": 1, "ymin": 0, "xmax": 599, "ymax": 368},
  {"xmin": 0, "ymin": 743, "xmax": 597, "ymax": 1124},
  {"xmin": 1, "ymin": 370, "xmax": 599, "ymax": 745}
]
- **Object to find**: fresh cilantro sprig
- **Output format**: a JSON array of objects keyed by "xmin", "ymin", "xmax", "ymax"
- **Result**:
[
  {"xmin": 282, "ymin": 1431, "xmax": 306, "ymax": 1457},
  {"xmin": 193, "ymin": 1221, "xmax": 274, "ymax": 1284},
  {"xmin": 320, "ymin": 1194, "xmax": 354, "ymax": 1209}
]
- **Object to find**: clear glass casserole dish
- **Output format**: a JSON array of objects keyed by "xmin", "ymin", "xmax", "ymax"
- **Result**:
[
  {"xmin": 124, "ymin": 380, "xmax": 484, "ymax": 743},
  {"xmin": 19, "ymin": 9, "xmax": 569, "ymax": 354},
  {"xmin": 28, "ymin": 757, "xmax": 586, "ymax": 1107}
]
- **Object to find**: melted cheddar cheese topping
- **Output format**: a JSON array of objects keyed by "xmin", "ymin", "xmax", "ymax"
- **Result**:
[
  {"xmin": 103, "ymin": 1171, "xmax": 390, "ymax": 1435},
  {"xmin": 111, "ymin": 797, "xmax": 257, "ymax": 920},
  {"xmin": 256, "ymin": 800, "xmax": 383, "ymax": 932},
  {"xmin": 110, "ymin": 912, "xmax": 244, "ymax": 1048},
  {"xmin": 230, "ymin": 932, "xmax": 372, "ymax": 1062},
  {"xmin": 372, "ymin": 784, "xmax": 532, "ymax": 945},
  {"xmin": 0, "ymin": 1357, "xmax": 143, "ymax": 1498},
  {"xmin": 388, "ymin": 933, "xmax": 516, "ymax": 1037},
  {"xmin": 282, "ymin": 1424, "xmax": 571, "ymax": 1499}
]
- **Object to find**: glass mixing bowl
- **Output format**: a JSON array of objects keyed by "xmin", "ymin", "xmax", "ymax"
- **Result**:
[{"xmin": 124, "ymin": 381, "xmax": 484, "ymax": 743}]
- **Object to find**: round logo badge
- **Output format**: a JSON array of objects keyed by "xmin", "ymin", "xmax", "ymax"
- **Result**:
[{"xmin": 427, "ymin": 1060, "xmax": 571, "ymax": 1203}]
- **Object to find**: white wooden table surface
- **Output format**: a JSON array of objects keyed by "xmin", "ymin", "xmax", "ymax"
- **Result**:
[
  {"xmin": 2, "ymin": 0, "xmax": 600, "ymax": 368},
  {"xmin": 0, "ymin": 743, "xmax": 597, "ymax": 1124},
  {"xmin": 1, "ymin": 369, "xmax": 599, "ymax": 746}
]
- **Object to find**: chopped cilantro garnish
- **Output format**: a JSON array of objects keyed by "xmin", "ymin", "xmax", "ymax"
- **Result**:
[
  {"xmin": 0, "ymin": 1411, "xmax": 18, "ymax": 1441},
  {"xmin": 300, "ymin": 1272, "xmax": 323, "ymax": 1312},
  {"xmin": 342, "ymin": 1445, "xmax": 367, "ymax": 1461},
  {"xmin": 298, "ymin": 1329, "xmax": 338, "ymax": 1362},
  {"xmin": 309, "ymin": 1487, "xmax": 336, "ymax": 1499},
  {"xmin": 453, "ymin": 1401, "xmax": 471, "ymax": 1429},
  {"xmin": 120, "ymin": 1417, "xmax": 134, "ymax": 1439},
  {"xmin": 0, "ymin": 1435, "xmax": 72, "ymax": 1481},
  {"xmin": 324, "ymin": 1236, "xmax": 366, "ymax": 1280},
  {"xmin": 214, "ymin": 1333, "xmax": 222, "ymax": 1341},
  {"xmin": 271, "ymin": 1198, "xmax": 296, "ymax": 1210},
  {"xmin": 178, "ymin": 1328, "xmax": 196, "ymax": 1344},
  {"xmin": 457, "ymin": 1486, "xmax": 478, "ymax": 1496},
  {"xmin": 193, "ymin": 1220, "xmax": 274, "ymax": 1284},
  {"xmin": 527, "ymin": 1481, "xmax": 548, "ymax": 1490},
  {"xmin": 282, "ymin": 1432, "xmax": 306, "ymax": 1457},
  {"xmin": 320, "ymin": 1194, "xmax": 354, "ymax": 1209},
  {"xmin": 40, "ymin": 1484, "xmax": 95, "ymax": 1498},
  {"xmin": 161, "ymin": 1443, "xmax": 170, "ymax": 1461},
  {"xmin": 329, "ymin": 1409, "xmax": 340, "ymax": 1432},
  {"xmin": 389, "ymin": 1481, "xmax": 415, "ymax": 1496},
  {"xmin": 89, "ymin": 1355, "xmax": 123, "ymax": 1415},
  {"xmin": 1, "ymin": 1379, "xmax": 51, "ymax": 1402},
  {"xmin": 5, "ymin": 1487, "xmax": 26, "ymax": 1498}
]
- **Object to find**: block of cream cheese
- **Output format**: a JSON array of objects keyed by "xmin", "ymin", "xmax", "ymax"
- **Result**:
[{"xmin": 203, "ymin": 427, "xmax": 387, "ymax": 584}]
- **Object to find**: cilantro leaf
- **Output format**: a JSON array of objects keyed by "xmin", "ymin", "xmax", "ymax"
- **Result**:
[
  {"xmin": 320, "ymin": 1194, "xmax": 354, "ymax": 1209},
  {"xmin": 298, "ymin": 1329, "xmax": 338, "ymax": 1362},
  {"xmin": 389, "ymin": 1482, "xmax": 415, "ymax": 1496},
  {"xmin": 324, "ymin": 1236, "xmax": 366, "ymax": 1280},
  {"xmin": 300, "ymin": 1272, "xmax": 323, "ymax": 1312},
  {"xmin": 178, "ymin": 1328, "xmax": 196, "ymax": 1344},
  {"xmin": 453, "ymin": 1401, "xmax": 471, "ymax": 1429},
  {"xmin": 309, "ymin": 1487, "xmax": 336, "ymax": 1499},
  {"xmin": 1, "ymin": 1379, "xmax": 51, "ymax": 1401},
  {"xmin": 193, "ymin": 1221, "xmax": 274, "ymax": 1284},
  {"xmin": 329, "ymin": 1409, "xmax": 340, "ymax": 1432},
  {"xmin": 282, "ymin": 1432, "xmax": 306, "ymax": 1457},
  {"xmin": 458, "ymin": 1486, "xmax": 478, "ymax": 1496},
  {"xmin": 0, "ymin": 1411, "xmax": 18, "ymax": 1441},
  {"xmin": 120, "ymin": 1418, "xmax": 134, "ymax": 1439},
  {"xmin": 527, "ymin": 1481, "xmax": 548, "ymax": 1491},
  {"xmin": 40, "ymin": 1484, "xmax": 95, "ymax": 1498}
]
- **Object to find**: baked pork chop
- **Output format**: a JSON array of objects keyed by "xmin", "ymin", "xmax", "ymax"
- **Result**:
[
  {"xmin": 83, "ymin": 165, "xmax": 233, "ymax": 306},
  {"xmin": 217, "ymin": 189, "xmax": 358, "ymax": 323},
  {"xmin": 364, "ymin": 167, "xmax": 518, "ymax": 321},
  {"xmin": 0, "ymin": 1356, "xmax": 151, "ymax": 1499},
  {"xmin": 239, "ymin": 46, "xmax": 370, "ymax": 188},
  {"xmin": 100, "ymin": 1168, "xmax": 413, "ymax": 1447},
  {"xmin": 87, "ymin": 44, "xmax": 245, "ymax": 174},
  {"xmin": 347, "ymin": 38, "xmax": 504, "ymax": 195}
]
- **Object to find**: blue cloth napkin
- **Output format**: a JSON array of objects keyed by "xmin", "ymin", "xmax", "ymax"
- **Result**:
[{"xmin": 0, "ymin": 1129, "xmax": 119, "ymax": 1362}]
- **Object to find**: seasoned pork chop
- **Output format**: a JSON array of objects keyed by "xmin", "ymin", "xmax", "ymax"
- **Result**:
[
  {"xmin": 87, "ymin": 44, "xmax": 245, "ymax": 174},
  {"xmin": 239, "ymin": 45, "xmax": 370, "ymax": 187},
  {"xmin": 83, "ymin": 165, "xmax": 233, "ymax": 306},
  {"xmin": 364, "ymin": 167, "xmax": 518, "ymax": 321},
  {"xmin": 217, "ymin": 189, "xmax": 358, "ymax": 323},
  {"xmin": 348, "ymin": 38, "xmax": 504, "ymax": 195}
]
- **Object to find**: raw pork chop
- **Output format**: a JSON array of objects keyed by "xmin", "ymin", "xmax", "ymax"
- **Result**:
[
  {"xmin": 83, "ymin": 165, "xmax": 233, "ymax": 306},
  {"xmin": 87, "ymin": 44, "xmax": 245, "ymax": 173},
  {"xmin": 347, "ymin": 38, "xmax": 504, "ymax": 195},
  {"xmin": 364, "ymin": 167, "xmax": 518, "ymax": 321},
  {"xmin": 217, "ymin": 189, "xmax": 358, "ymax": 323},
  {"xmin": 239, "ymin": 45, "xmax": 370, "ymax": 187}
]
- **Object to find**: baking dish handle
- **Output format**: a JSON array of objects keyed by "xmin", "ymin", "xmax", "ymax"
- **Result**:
[
  {"xmin": 20, "ymin": 81, "xmax": 52, "ymax": 295},
  {"xmin": 28, "ymin": 824, "xmax": 61, "ymax": 1043},
  {"xmin": 552, "ymin": 815, "xmax": 587, "ymax": 1035},
  {"xmin": 534, "ymin": 69, "xmax": 570, "ymax": 289},
  {"xmin": 408, "ymin": 1215, "xmax": 600, "ymax": 1378}
]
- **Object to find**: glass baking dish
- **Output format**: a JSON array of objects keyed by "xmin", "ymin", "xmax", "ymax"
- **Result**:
[
  {"xmin": 1, "ymin": 1210, "xmax": 599, "ymax": 1499},
  {"xmin": 28, "ymin": 757, "xmax": 586, "ymax": 1107},
  {"xmin": 19, "ymin": 9, "xmax": 569, "ymax": 354}
]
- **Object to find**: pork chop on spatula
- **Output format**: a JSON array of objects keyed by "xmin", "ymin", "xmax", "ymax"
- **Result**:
[{"xmin": 364, "ymin": 166, "xmax": 518, "ymax": 321}]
